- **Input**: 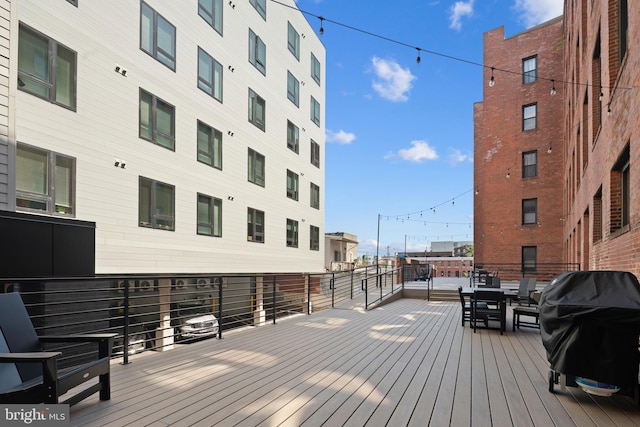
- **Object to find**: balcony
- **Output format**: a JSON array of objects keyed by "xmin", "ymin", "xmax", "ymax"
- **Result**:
[{"xmin": 3, "ymin": 270, "xmax": 639, "ymax": 425}]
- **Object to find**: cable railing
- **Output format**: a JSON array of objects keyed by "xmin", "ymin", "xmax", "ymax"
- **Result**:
[{"xmin": 0, "ymin": 267, "xmax": 395, "ymax": 366}]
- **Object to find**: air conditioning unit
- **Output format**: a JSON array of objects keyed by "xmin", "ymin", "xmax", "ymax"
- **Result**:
[
  {"xmin": 174, "ymin": 279, "xmax": 187, "ymax": 290},
  {"xmin": 137, "ymin": 280, "xmax": 154, "ymax": 292},
  {"xmin": 116, "ymin": 280, "xmax": 128, "ymax": 293},
  {"xmin": 196, "ymin": 279, "xmax": 210, "ymax": 289}
]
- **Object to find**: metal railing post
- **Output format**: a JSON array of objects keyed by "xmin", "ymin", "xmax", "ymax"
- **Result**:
[
  {"xmin": 306, "ymin": 274, "xmax": 311, "ymax": 315},
  {"xmin": 122, "ymin": 279, "xmax": 130, "ymax": 365},
  {"xmin": 217, "ymin": 276, "xmax": 223, "ymax": 339},
  {"xmin": 331, "ymin": 273, "xmax": 335, "ymax": 308},
  {"xmin": 364, "ymin": 278, "xmax": 368, "ymax": 308},
  {"xmin": 272, "ymin": 276, "xmax": 277, "ymax": 325},
  {"xmin": 350, "ymin": 269, "xmax": 354, "ymax": 299}
]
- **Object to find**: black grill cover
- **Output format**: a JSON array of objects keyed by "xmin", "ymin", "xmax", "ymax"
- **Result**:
[{"xmin": 540, "ymin": 271, "xmax": 640, "ymax": 387}]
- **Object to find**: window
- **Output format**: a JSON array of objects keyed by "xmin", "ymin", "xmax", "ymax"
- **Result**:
[
  {"xmin": 139, "ymin": 177, "xmax": 175, "ymax": 231},
  {"xmin": 249, "ymin": 0, "xmax": 266, "ymax": 20},
  {"xmin": 249, "ymin": 89, "xmax": 266, "ymax": 131},
  {"xmin": 310, "ymin": 183, "xmax": 319, "ymax": 209},
  {"xmin": 248, "ymin": 148, "xmax": 265, "ymax": 187},
  {"xmin": 287, "ymin": 22, "xmax": 300, "ymax": 60},
  {"xmin": 249, "ymin": 29, "xmax": 266, "ymax": 75},
  {"xmin": 310, "ymin": 225, "xmax": 319, "ymax": 250},
  {"xmin": 16, "ymin": 143, "xmax": 75, "ymax": 216},
  {"xmin": 610, "ymin": 144, "xmax": 630, "ymax": 232},
  {"xmin": 247, "ymin": 208, "xmax": 264, "ymax": 242},
  {"xmin": 311, "ymin": 139, "xmax": 320, "ymax": 167},
  {"xmin": 522, "ymin": 56, "xmax": 537, "ymax": 84},
  {"xmin": 287, "ymin": 71, "xmax": 299, "ymax": 107},
  {"xmin": 197, "ymin": 120, "xmax": 222, "ymax": 169},
  {"xmin": 522, "ymin": 198, "xmax": 537, "ymax": 224},
  {"xmin": 523, "ymin": 104, "xmax": 537, "ymax": 130},
  {"xmin": 18, "ymin": 24, "xmax": 76, "ymax": 110},
  {"xmin": 287, "ymin": 170, "xmax": 299, "ymax": 200},
  {"xmin": 198, "ymin": 0, "xmax": 223, "ymax": 35},
  {"xmin": 140, "ymin": 2, "xmax": 176, "ymax": 70},
  {"xmin": 310, "ymin": 96, "xmax": 321, "ymax": 126},
  {"xmin": 522, "ymin": 151, "xmax": 537, "ymax": 178},
  {"xmin": 139, "ymin": 89, "xmax": 175, "ymax": 150},
  {"xmin": 286, "ymin": 219, "xmax": 298, "ymax": 247},
  {"xmin": 522, "ymin": 246, "xmax": 537, "ymax": 272},
  {"xmin": 197, "ymin": 193, "xmax": 222, "ymax": 237},
  {"xmin": 311, "ymin": 53, "xmax": 321, "ymax": 86},
  {"xmin": 619, "ymin": 0, "xmax": 628, "ymax": 63},
  {"xmin": 198, "ymin": 48, "xmax": 223, "ymax": 102},
  {"xmin": 287, "ymin": 121, "xmax": 299, "ymax": 153},
  {"xmin": 593, "ymin": 186, "xmax": 603, "ymax": 242}
]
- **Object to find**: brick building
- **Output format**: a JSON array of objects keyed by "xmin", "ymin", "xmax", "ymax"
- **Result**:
[
  {"xmin": 563, "ymin": 0, "xmax": 639, "ymax": 274},
  {"xmin": 474, "ymin": 18, "xmax": 565, "ymax": 279}
]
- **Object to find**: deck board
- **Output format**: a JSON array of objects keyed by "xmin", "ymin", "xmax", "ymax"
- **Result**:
[{"xmin": 69, "ymin": 299, "xmax": 640, "ymax": 427}]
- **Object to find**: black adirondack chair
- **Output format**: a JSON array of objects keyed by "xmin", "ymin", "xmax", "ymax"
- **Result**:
[{"xmin": 0, "ymin": 292, "xmax": 116, "ymax": 406}]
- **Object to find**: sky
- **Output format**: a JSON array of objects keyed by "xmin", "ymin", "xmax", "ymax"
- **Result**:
[{"xmin": 287, "ymin": 0, "xmax": 564, "ymax": 258}]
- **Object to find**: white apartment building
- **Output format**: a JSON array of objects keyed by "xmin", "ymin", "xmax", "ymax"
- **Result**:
[{"xmin": 1, "ymin": 0, "xmax": 325, "ymax": 274}]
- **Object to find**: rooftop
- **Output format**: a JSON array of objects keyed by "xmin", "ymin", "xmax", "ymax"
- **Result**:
[{"xmin": 69, "ymin": 295, "xmax": 640, "ymax": 426}]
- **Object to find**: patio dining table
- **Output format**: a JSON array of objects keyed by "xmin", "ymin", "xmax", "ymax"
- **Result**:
[{"xmin": 460, "ymin": 287, "xmax": 518, "ymax": 304}]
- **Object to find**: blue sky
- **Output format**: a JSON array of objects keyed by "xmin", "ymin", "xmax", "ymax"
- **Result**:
[{"xmin": 289, "ymin": 0, "xmax": 563, "ymax": 257}]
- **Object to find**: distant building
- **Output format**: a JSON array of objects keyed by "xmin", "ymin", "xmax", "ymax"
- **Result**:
[
  {"xmin": 474, "ymin": 17, "xmax": 565, "ymax": 278},
  {"xmin": 324, "ymin": 232, "xmax": 358, "ymax": 271}
]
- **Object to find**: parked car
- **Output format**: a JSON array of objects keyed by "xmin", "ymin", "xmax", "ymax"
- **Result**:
[{"xmin": 174, "ymin": 307, "xmax": 219, "ymax": 340}]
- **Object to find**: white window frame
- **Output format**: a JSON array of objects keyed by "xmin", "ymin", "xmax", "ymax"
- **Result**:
[
  {"xmin": 523, "ymin": 103, "xmax": 537, "ymax": 131},
  {"xmin": 522, "ymin": 56, "xmax": 537, "ymax": 84},
  {"xmin": 522, "ymin": 198, "xmax": 537, "ymax": 225}
]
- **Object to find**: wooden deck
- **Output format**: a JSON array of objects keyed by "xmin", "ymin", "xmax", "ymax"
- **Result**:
[{"xmin": 69, "ymin": 298, "xmax": 640, "ymax": 426}]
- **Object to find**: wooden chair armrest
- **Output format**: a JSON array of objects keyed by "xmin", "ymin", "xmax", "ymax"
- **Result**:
[
  {"xmin": 39, "ymin": 333, "xmax": 117, "ymax": 343},
  {"xmin": 0, "ymin": 352, "xmax": 61, "ymax": 362}
]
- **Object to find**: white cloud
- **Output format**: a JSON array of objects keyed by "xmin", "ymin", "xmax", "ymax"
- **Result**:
[
  {"xmin": 386, "ymin": 140, "xmax": 438, "ymax": 163},
  {"xmin": 448, "ymin": 149, "xmax": 473, "ymax": 164},
  {"xmin": 370, "ymin": 57, "xmax": 416, "ymax": 103},
  {"xmin": 326, "ymin": 129, "xmax": 356, "ymax": 145},
  {"xmin": 449, "ymin": 0, "xmax": 474, "ymax": 31},
  {"xmin": 514, "ymin": 0, "xmax": 563, "ymax": 28}
]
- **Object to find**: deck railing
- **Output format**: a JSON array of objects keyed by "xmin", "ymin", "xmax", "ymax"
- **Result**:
[{"xmin": 0, "ymin": 266, "xmax": 393, "ymax": 365}]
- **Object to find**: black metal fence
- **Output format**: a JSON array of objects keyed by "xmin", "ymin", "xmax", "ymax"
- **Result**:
[
  {"xmin": 472, "ymin": 262, "xmax": 581, "ymax": 284},
  {"xmin": 1, "ymin": 265, "xmax": 401, "ymax": 366}
]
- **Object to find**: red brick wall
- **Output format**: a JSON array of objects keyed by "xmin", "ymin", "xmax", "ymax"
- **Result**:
[
  {"xmin": 474, "ymin": 19, "xmax": 565, "ymax": 274},
  {"xmin": 565, "ymin": 0, "xmax": 640, "ymax": 277}
]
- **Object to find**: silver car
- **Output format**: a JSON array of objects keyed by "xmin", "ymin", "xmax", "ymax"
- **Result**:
[{"xmin": 178, "ymin": 312, "xmax": 219, "ymax": 339}]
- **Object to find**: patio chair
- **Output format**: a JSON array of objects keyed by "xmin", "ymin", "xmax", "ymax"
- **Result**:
[
  {"xmin": 471, "ymin": 290, "xmax": 506, "ymax": 335},
  {"xmin": 0, "ymin": 292, "xmax": 116, "ymax": 406},
  {"xmin": 458, "ymin": 287, "xmax": 488, "ymax": 326},
  {"xmin": 514, "ymin": 278, "xmax": 536, "ymax": 306}
]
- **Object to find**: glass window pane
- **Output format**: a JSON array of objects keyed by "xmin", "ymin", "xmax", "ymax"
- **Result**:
[
  {"xmin": 55, "ymin": 45, "xmax": 76, "ymax": 109},
  {"xmin": 198, "ymin": 123, "xmax": 212, "ymax": 164},
  {"xmin": 157, "ymin": 16, "xmax": 176, "ymax": 68},
  {"xmin": 55, "ymin": 155, "xmax": 73, "ymax": 213},
  {"xmin": 156, "ymin": 183, "xmax": 174, "ymax": 218},
  {"xmin": 213, "ymin": 129, "xmax": 222, "ymax": 168},
  {"xmin": 139, "ymin": 178, "xmax": 152, "ymax": 226},
  {"xmin": 156, "ymin": 99, "xmax": 174, "ymax": 146},
  {"xmin": 19, "ymin": 27, "xmax": 49, "ymax": 81},
  {"xmin": 213, "ymin": 61, "xmax": 223, "ymax": 100},
  {"xmin": 16, "ymin": 145, "xmax": 48, "ymax": 195},
  {"xmin": 139, "ymin": 91, "xmax": 152, "ymax": 140},
  {"xmin": 140, "ymin": 3, "xmax": 154, "ymax": 55}
]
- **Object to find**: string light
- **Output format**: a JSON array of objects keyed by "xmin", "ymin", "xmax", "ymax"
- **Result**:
[
  {"xmin": 267, "ymin": 0, "xmax": 636, "ymax": 96},
  {"xmin": 550, "ymin": 80, "xmax": 557, "ymax": 96}
]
